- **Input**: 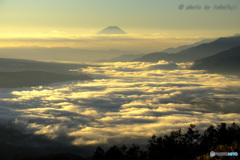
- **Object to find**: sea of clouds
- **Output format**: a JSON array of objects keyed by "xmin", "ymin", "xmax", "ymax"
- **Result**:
[{"xmin": 0, "ymin": 61, "xmax": 240, "ymax": 147}]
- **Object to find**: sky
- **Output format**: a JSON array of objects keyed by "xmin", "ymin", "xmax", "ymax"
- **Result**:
[{"xmin": 0, "ymin": 0, "xmax": 239, "ymax": 52}]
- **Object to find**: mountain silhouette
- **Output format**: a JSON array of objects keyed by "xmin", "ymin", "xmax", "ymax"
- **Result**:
[
  {"xmin": 134, "ymin": 35, "xmax": 240, "ymax": 62},
  {"xmin": 96, "ymin": 54, "xmax": 145, "ymax": 62},
  {"xmin": 97, "ymin": 26, "xmax": 127, "ymax": 34},
  {"xmin": 0, "ymin": 58, "xmax": 92, "ymax": 88},
  {"xmin": 0, "ymin": 71, "xmax": 91, "ymax": 88},
  {"xmin": 0, "ymin": 58, "xmax": 88, "ymax": 73},
  {"xmin": 162, "ymin": 38, "xmax": 216, "ymax": 54},
  {"xmin": 191, "ymin": 45, "xmax": 240, "ymax": 75}
]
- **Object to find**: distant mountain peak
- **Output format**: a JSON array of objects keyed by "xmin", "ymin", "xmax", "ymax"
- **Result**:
[{"xmin": 97, "ymin": 26, "xmax": 127, "ymax": 34}]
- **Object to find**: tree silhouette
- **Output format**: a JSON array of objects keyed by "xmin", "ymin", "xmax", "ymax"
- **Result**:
[
  {"xmin": 92, "ymin": 146, "xmax": 105, "ymax": 160},
  {"xmin": 228, "ymin": 122, "xmax": 240, "ymax": 143},
  {"xmin": 146, "ymin": 135, "xmax": 159, "ymax": 160},
  {"xmin": 92, "ymin": 123, "xmax": 240, "ymax": 160},
  {"xmin": 216, "ymin": 123, "xmax": 230, "ymax": 145},
  {"xmin": 199, "ymin": 124, "xmax": 217, "ymax": 154},
  {"xmin": 182, "ymin": 124, "xmax": 201, "ymax": 159},
  {"xmin": 125, "ymin": 144, "xmax": 140, "ymax": 160},
  {"xmin": 104, "ymin": 145, "xmax": 123, "ymax": 160}
]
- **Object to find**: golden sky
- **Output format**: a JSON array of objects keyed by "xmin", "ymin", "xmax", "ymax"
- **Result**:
[{"xmin": 0, "ymin": 0, "xmax": 239, "ymax": 51}]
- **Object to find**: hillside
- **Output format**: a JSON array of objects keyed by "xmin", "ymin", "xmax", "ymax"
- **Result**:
[
  {"xmin": 0, "ymin": 58, "xmax": 89, "ymax": 74},
  {"xmin": 191, "ymin": 46, "xmax": 240, "ymax": 75},
  {"xmin": 134, "ymin": 36, "xmax": 240, "ymax": 62},
  {"xmin": 0, "ymin": 71, "xmax": 91, "ymax": 88},
  {"xmin": 96, "ymin": 54, "xmax": 145, "ymax": 62},
  {"xmin": 162, "ymin": 38, "xmax": 215, "ymax": 54},
  {"xmin": 0, "ymin": 58, "xmax": 92, "ymax": 88}
]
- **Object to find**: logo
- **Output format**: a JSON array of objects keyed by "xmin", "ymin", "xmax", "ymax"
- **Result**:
[
  {"xmin": 210, "ymin": 151, "xmax": 215, "ymax": 157},
  {"xmin": 210, "ymin": 151, "xmax": 238, "ymax": 157}
]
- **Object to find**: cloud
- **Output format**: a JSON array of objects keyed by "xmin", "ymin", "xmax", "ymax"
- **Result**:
[
  {"xmin": 0, "ymin": 61, "xmax": 240, "ymax": 147},
  {"xmin": 0, "ymin": 32, "xmax": 207, "ymax": 52}
]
